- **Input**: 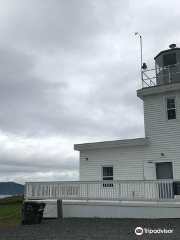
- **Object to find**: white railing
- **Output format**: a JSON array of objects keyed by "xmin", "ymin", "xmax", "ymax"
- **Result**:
[
  {"xmin": 25, "ymin": 180, "xmax": 180, "ymax": 202},
  {"xmin": 142, "ymin": 63, "xmax": 180, "ymax": 88},
  {"xmin": 142, "ymin": 68, "xmax": 156, "ymax": 88}
]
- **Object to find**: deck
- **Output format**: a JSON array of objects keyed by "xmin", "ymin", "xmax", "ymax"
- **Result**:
[{"xmin": 24, "ymin": 180, "xmax": 180, "ymax": 218}]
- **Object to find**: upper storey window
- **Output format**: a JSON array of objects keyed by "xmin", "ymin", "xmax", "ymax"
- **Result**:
[
  {"xmin": 166, "ymin": 98, "xmax": 176, "ymax": 120},
  {"xmin": 163, "ymin": 53, "xmax": 177, "ymax": 67}
]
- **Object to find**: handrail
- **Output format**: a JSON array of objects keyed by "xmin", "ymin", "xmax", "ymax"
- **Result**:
[
  {"xmin": 25, "ymin": 179, "xmax": 179, "ymax": 184},
  {"xmin": 25, "ymin": 180, "xmax": 180, "ymax": 203}
]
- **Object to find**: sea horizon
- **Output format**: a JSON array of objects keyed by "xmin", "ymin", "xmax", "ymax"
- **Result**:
[{"xmin": 0, "ymin": 194, "xmax": 12, "ymax": 199}]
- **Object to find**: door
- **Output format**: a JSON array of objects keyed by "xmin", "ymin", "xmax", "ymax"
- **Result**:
[
  {"xmin": 156, "ymin": 162, "xmax": 173, "ymax": 179},
  {"xmin": 156, "ymin": 162, "xmax": 173, "ymax": 199},
  {"xmin": 144, "ymin": 162, "xmax": 156, "ymax": 180},
  {"xmin": 143, "ymin": 162, "xmax": 158, "ymax": 199}
]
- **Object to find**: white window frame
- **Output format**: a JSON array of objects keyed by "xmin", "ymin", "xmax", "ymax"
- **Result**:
[
  {"xmin": 101, "ymin": 165, "xmax": 114, "ymax": 187},
  {"xmin": 166, "ymin": 97, "xmax": 177, "ymax": 121}
]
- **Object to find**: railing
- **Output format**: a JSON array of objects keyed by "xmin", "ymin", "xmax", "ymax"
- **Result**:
[
  {"xmin": 142, "ymin": 68, "xmax": 156, "ymax": 88},
  {"xmin": 25, "ymin": 180, "xmax": 180, "ymax": 203},
  {"xmin": 142, "ymin": 63, "xmax": 180, "ymax": 88}
]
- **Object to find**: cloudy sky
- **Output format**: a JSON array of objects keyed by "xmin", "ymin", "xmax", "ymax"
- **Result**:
[{"xmin": 0, "ymin": 0, "xmax": 180, "ymax": 184}]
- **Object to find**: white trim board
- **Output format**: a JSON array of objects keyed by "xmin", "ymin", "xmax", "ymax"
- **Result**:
[{"xmin": 74, "ymin": 138, "xmax": 148, "ymax": 151}]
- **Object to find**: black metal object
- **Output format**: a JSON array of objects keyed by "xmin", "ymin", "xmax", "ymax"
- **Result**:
[
  {"xmin": 21, "ymin": 202, "xmax": 46, "ymax": 225},
  {"xmin": 173, "ymin": 182, "xmax": 180, "ymax": 195}
]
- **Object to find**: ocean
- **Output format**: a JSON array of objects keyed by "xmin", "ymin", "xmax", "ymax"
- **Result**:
[{"xmin": 0, "ymin": 195, "xmax": 12, "ymax": 199}]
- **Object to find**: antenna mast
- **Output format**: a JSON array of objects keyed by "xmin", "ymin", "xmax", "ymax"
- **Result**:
[{"xmin": 135, "ymin": 32, "xmax": 143, "ymax": 86}]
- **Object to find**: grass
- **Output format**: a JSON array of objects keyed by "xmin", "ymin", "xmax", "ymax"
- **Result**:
[{"xmin": 0, "ymin": 195, "xmax": 24, "ymax": 228}]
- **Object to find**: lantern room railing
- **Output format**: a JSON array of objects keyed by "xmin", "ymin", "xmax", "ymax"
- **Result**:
[{"xmin": 142, "ymin": 63, "xmax": 180, "ymax": 88}]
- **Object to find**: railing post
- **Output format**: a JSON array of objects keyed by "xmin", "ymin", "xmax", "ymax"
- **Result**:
[
  {"xmin": 119, "ymin": 182, "xmax": 121, "ymax": 202},
  {"xmin": 87, "ymin": 182, "xmax": 89, "ymax": 201},
  {"xmin": 168, "ymin": 66, "xmax": 171, "ymax": 83}
]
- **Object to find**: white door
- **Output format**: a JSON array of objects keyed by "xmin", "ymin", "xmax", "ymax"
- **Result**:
[
  {"xmin": 143, "ymin": 162, "xmax": 158, "ymax": 199},
  {"xmin": 144, "ymin": 162, "xmax": 156, "ymax": 180}
]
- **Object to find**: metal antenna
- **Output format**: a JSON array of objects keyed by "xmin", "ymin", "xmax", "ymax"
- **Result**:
[{"xmin": 135, "ymin": 32, "xmax": 143, "ymax": 86}]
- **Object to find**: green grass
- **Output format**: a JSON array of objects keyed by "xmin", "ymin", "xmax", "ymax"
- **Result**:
[
  {"xmin": 0, "ymin": 195, "xmax": 24, "ymax": 228},
  {"xmin": 0, "ymin": 195, "xmax": 24, "ymax": 205}
]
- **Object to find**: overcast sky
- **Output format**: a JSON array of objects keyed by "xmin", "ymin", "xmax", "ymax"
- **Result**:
[{"xmin": 0, "ymin": 0, "xmax": 180, "ymax": 184}]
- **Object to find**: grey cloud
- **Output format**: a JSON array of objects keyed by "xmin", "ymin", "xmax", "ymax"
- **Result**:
[
  {"xmin": 0, "ymin": 45, "xmax": 142, "ymax": 139},
  {"xmin": 0, "ymin": 46, "xmax": 67, "ymax": 136},
  {"xmin": 0, "ymin": 0, "xmax": 179, "ymax": 183},
  {"xmin": 0, "ymin": 154, "xmax": 78, "ymax": 170},
  {"xmin": 0, "ymin": 0, "xmax": 131, "ymax": 53},
  {"xmin": 0, "ymin": 159, "xmax": 78, "ymax": 173}
]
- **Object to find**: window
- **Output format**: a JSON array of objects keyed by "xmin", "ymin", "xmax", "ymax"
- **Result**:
[
  {"xmin": 156, "ymin": 162, "xmax": 173, "ymax": 180},
  {"xmin": 163, "ymin": 53, "xmax": 176, "ymax": 67},
  {"xmin": 102, "ymin": 166, "xmax": 113, "ymax": 187},
  {"xmin": 166, "ymin": 98, "xmax": 176, "ymax": 120}
]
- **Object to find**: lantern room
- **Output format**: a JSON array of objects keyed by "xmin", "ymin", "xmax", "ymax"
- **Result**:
[{"xmin": 154, "ymin": 44, "xmax": 180, "ymax": 86}]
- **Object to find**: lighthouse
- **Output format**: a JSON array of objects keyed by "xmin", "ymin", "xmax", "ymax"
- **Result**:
[
  {"xmin": 137, "ymin": 44, "xmax": 180, "ymax": 180},
  {"xmin": 75, "ymin": 44, "xmax": 180, "ymax": 183}
]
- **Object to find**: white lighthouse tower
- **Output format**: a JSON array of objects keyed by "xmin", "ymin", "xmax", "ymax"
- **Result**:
[
  {"xmin": 138, "ymin": 44, "xmax": 180, "ymax": 180},
  {"xmin": 75, "ymin": 44, "xmax": 180, "ymax": 184}
]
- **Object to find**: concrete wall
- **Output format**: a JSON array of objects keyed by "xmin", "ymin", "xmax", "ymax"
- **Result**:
[
  {"xmin": 29, "ymin": 200, "xmax": 180, "ymax": 219},
  {"xmin": 63, "ymin": 201, "xmax": 180, "ymax": 219}
]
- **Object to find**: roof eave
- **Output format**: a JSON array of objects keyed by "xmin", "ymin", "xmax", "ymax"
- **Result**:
[
  {"xmin": 74, "ymin": 137, "xmax": 149, "ymax": 151},
  {"xmin": 137, "ymin": 81, "xmax": 180, "ymax": 100},
  {"xmin": 154, "ymin": 48, "xmax": 180, "ymax": 60}
]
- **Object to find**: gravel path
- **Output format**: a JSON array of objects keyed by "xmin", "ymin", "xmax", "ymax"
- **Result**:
[{"xmin": 0, "ymin": 218, "xmax": 180, "ymax": 240}]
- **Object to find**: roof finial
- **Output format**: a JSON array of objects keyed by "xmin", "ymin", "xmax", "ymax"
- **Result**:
[{"xmin": 169, "ymin": 44, "xmax": 176, "ymax": 49}]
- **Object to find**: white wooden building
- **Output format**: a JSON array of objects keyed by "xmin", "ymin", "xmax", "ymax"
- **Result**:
[
  {"xmin": 75, "ymin": 65, "xmax": 180, "ymax": 182},
  {"xmin": 25, "ymin": 45, "xmax": 180, "ymax": 218}
]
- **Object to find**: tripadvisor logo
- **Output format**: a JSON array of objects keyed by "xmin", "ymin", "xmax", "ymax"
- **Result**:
[
  {"xmin": 135, "ymin": 227, "xmax": 173, "ymax": 235},
  {"xmin": 135, "ymin": 227, "xmax": 143, "ymax": 235}
]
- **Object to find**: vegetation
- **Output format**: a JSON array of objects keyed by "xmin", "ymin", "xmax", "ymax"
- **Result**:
[
  {"xmin": 0, "ymin": 195, "xmax": 24, "ymax": 205},
  {"xmin": 0, "ymin": 195, "xmax": 24, "ymax": 228}
]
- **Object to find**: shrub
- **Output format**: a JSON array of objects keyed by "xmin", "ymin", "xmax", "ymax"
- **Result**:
[{"xmin": 0, "ymin": 195, "xmax": 24, "ymax": 205}]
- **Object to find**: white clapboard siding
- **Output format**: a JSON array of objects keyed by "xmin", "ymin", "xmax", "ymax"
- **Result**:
[
  {"xmin": 79, "ymin": 88, "xmax": 180, "ymax": 181},
  {"xmin": 80, "ymin": 146, "xmax": 148, "ymax": 181},
  {"xmin": 144, "ymin": 90, "xmax": 180, "ymax": 180}
]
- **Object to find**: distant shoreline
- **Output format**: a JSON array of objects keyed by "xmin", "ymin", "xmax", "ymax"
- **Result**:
[{"xmin": 0, "ymin": 195, "xmax": 12, "ymax": 199}]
